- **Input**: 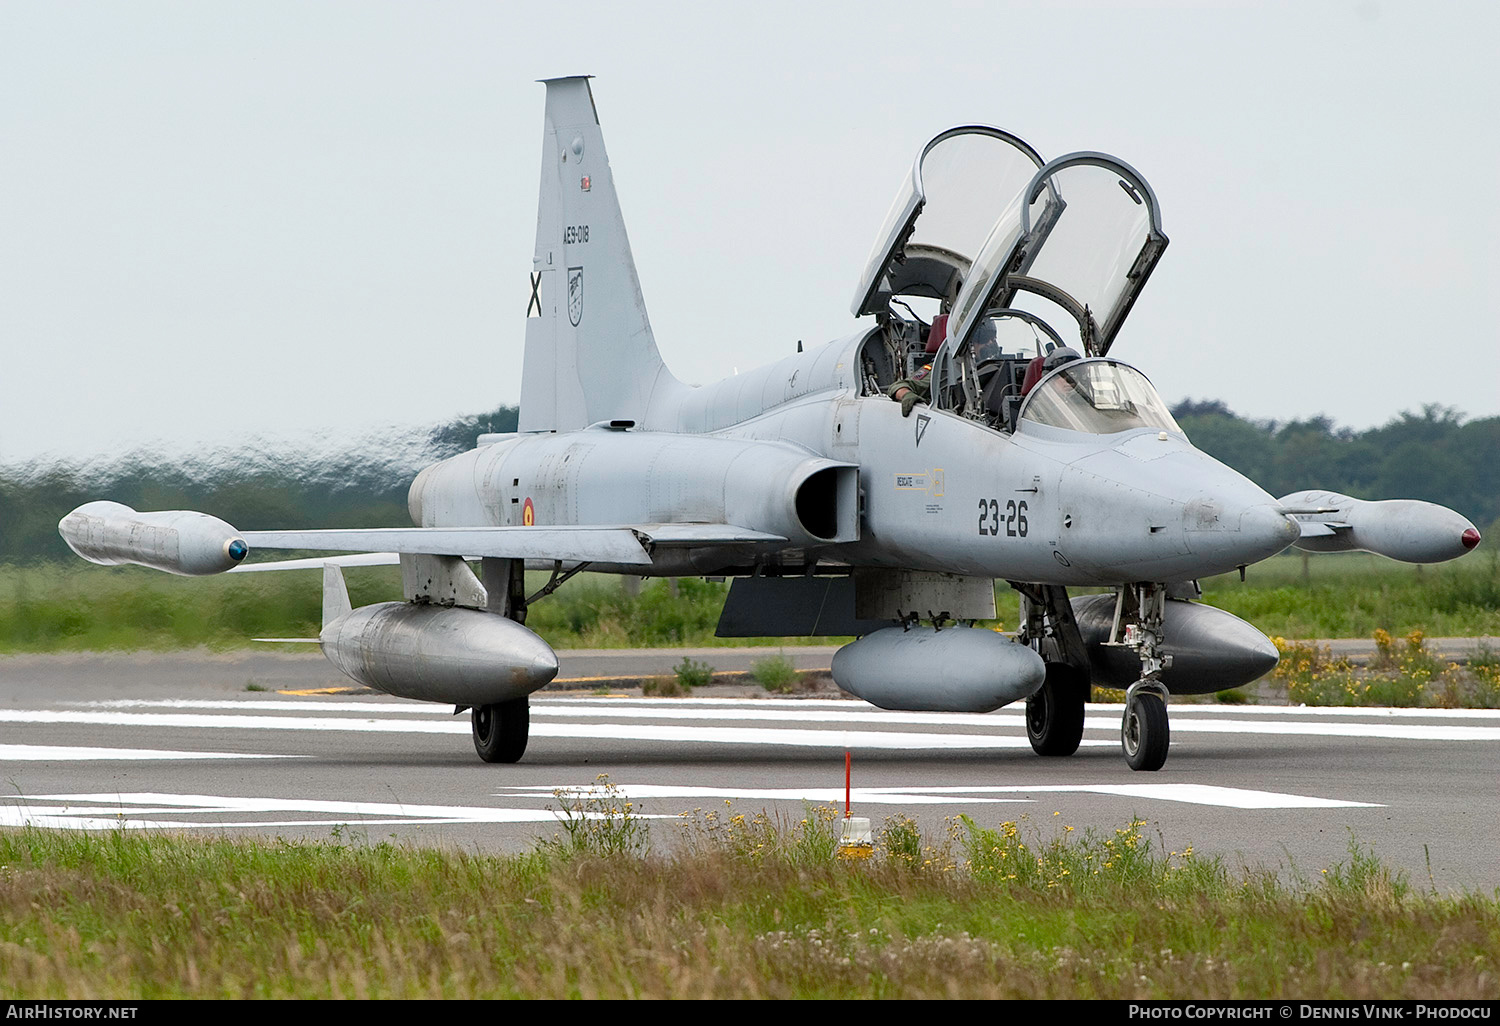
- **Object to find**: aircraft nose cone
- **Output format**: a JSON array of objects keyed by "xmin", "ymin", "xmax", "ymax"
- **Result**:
[
  {"xmin": 1242, "ymin": 503, "xmax": 1301, "ymax": 554},
  {"xmin": 1180, "ymin": 500, "xmax": 1301, "ymax": 578},
  {"xmin": 1462, "ymin": 528, "xmax": 1482, "ymax": 551}
]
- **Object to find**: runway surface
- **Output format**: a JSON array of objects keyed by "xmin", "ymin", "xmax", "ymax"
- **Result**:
[{"xmin": 1, "ymin": 650, "xmax": 1497, "ymax": 891}]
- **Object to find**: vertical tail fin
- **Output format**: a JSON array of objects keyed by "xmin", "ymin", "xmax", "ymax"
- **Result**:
[
  {"xmin": 518, "ymin": 77, "xmax": 680, "ymax": 433},
  {"xmin": 321, "ymin": 563, "xmax": 352, "ymax": 628}
]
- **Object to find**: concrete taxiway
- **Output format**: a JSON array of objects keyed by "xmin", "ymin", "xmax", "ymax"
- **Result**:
[{"xmin": 1, "ymin": 649, "xmax": 1497, "ymax": 892}]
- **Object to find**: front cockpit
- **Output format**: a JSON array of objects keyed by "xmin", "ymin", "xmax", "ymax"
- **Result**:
[{"xmin": 852, "ymin": 126, "xmax": 1170, "ymax": 437}]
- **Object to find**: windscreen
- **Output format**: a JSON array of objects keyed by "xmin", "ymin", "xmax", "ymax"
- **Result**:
[{"xmin": 1020, "ymin": 360, "xmax": 1181, "ymax": 435}]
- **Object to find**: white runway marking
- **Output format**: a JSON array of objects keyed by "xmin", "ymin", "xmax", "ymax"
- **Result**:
[
  {"xmin": 870, "ymin": 783, "xmax": 1381, "ymax": 809},
  {"xmin": 1157, "ymin": 718, "xmax": 1500, "ymax": 741},
  {"xmin": 0, "ymin": 776, "xmax": 1379, "ymax": 833},
  {"xmin": 0, "ymin": 792, "xmax": 664, "ymax": 831},
  {"xmin": 499, "ymin": 782, "xmax": 1380, "ymax": 810},
  {"xmin": 15, "ymin": 701, "xmax": 1500, "ymax": 743},
  {"xmin": 0, "ymin": 708, "xmax": 1112, "ymax": 750},
  {"xmin": 79, "ymin": 696, "xmax": 1500, "ymax": 720},
  {"xmin": 499, "ymin": 786, "xmax": 1031, "ymax": 807},
  {"xmin": 0, "ymin": 744, "xmax": 294, "ymax": 761}
]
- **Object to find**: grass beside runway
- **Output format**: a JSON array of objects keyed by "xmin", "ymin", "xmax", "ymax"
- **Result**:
[
  {"xmin": 1, "ymin": 787, "xmax": 1496, "ymax": 999},
  {"xmin": 2, "ymin": 550, "xmax": 1499, "ymax": 654}
]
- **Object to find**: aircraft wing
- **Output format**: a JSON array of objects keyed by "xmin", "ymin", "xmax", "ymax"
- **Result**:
[
  {"xmin": 628, "ymin": 524, "xmax": 787, "ymax": 546},
  {"xmin": 59, "ymin": 501, "xmax": 791, "ymax": 576},
  {"xmin": 239, "ymin": 526, "xmax": 655, "ymax": 565},
  {"xmin": 230, "ymin": 552, "xmax": 401, "ymax": 573},
  {"xmin": 231, "ymin": 523, "xmax": 789, "ymax": 571}
]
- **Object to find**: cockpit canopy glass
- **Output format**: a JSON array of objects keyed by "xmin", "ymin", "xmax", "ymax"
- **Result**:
[
  {"xmin": 903, "ymin": 133, "xmax": 1040, "ymax": 272},
  {"xmin": 946, "ymin": 155, "xmax": 1167, "ymax": 361},
  {"xmin": 851, "ymin": 128, "xmax": 1047, "ymax": 317},
  {"xmin": 1014, "ymin": 160, "xmax": 1160, "ymax": 349},
  {"xmin": 1019, "ymin": 360, "xmax": 1181, "ymax": 435}
]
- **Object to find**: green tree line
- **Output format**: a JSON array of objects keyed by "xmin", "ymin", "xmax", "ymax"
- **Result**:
[
  {"xmin": 1, "ymin": 401, "xmax": 1494, "ymax": 564},
  {"xmin": 0, "ymin": 407, "xmax": 518, "ymax": 562},
  {"xmin": 1173, "ymin": 400, "xmax": 1499, "ymax": 530}
]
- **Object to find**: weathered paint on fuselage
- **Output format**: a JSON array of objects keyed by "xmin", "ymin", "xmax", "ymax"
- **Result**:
[{"xmin": 414, "ymin": 330, "xmax": 1297, "ymax": 586}]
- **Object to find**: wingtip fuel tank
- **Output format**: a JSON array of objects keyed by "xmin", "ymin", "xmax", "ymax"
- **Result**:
[
  {"xmin": 58, "ymin": 501, "xmax": 249, "ymax": 576},
  {"xmin": 1281, "ymin": 491, "xmax": 1481, "ymax": 564}
]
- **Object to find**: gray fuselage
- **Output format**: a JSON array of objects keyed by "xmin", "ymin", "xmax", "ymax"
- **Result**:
[{"xmin": 410, "ymin": 330, "xmax": 1298, "ymax": 587}]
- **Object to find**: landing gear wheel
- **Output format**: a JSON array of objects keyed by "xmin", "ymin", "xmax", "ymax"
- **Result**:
[
  {"xmin": 1121, "ymin": 693, "xmax": 1169, "ymax": 772},
  {"xmin": 472, "ymin": 697, "xmax": 529, "ymax": 763},
  {"xmin": 1026, "ymin": 662, "xmax": 1087, "ymax": 756}
]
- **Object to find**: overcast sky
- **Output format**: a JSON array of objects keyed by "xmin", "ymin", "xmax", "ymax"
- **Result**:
[{"xmin": 2, "ymin": 0, "xmax": 1496, "ymax": 461}]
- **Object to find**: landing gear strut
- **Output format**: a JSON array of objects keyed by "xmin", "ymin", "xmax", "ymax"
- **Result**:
[{"xmin": 1108, "ymin": 583, "xmax": 1172, "ymax": 772}]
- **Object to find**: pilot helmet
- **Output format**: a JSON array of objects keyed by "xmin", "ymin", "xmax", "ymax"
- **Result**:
[
  {"xmin": 1042, "ymin": 346, "xmax": 1083, "ymax": 372},
  {"xmin": 970, "ymin": 318, "xmax": 1001, "ymax": 362}
]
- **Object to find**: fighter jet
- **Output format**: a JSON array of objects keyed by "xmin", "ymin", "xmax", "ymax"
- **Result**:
[{"xmin": 59, "ymin": 77, "xmax": 1483, "ymax": 771}]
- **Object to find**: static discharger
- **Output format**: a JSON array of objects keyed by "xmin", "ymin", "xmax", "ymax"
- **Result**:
[{"xmin": 837, "ymin": 750, "xmax": 873, "ymax": 860}]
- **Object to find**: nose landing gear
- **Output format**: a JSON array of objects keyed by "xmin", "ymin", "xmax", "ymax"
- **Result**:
[
  {"xmin": 1121, "ymin": 680, "xmax": 1169, "ymax": 771},
  {"xmin": 1109, "ymin": 583, "xmax": 1172, "ymax": 771}
]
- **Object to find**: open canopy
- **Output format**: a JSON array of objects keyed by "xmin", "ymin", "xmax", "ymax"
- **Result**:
[
  {"xmin": 947, "ymin": 153, "xmax": 1168, "ymax": 360},
  {"xmin": 851, "ymin": 127, "xmax": 1049, "ymax": 318},
  {"xmin": 854, "ymin": 129, "xmax": 1168, "ymax": 363}
]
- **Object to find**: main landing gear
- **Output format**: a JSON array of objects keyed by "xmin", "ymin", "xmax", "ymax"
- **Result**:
[
  {"xmin": 473, "ymin": 697, "xmax": 530, "ymax": 763},
  {"xmin": 1026, "ymin": 661, "xmax": 1088, "ymax": 756},
  {"xmin": 1014, "ymin": 582, "xmax": 1089, "ymax": 758},
  {"xmin": 470, "ymin": 556, "xmax": 536, "ymax": 765}
]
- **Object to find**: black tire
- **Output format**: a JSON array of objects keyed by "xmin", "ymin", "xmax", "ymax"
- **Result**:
[
  {"xmin": 1026, "ymin": 662, "xmax": 1088, "ymax": 756},
  {"xmin": 472, "ymin": 697, "xmax": 529, "ymax": 764},
  {"xmin": 1121, "ymin": 693, "xmax": 1169, "ymax": 771}
]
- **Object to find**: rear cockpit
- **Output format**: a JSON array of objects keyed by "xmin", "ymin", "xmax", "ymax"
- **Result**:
[{"xmin": 852, "ymin": 126, "xmax": 1169, "ymax": 436}]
